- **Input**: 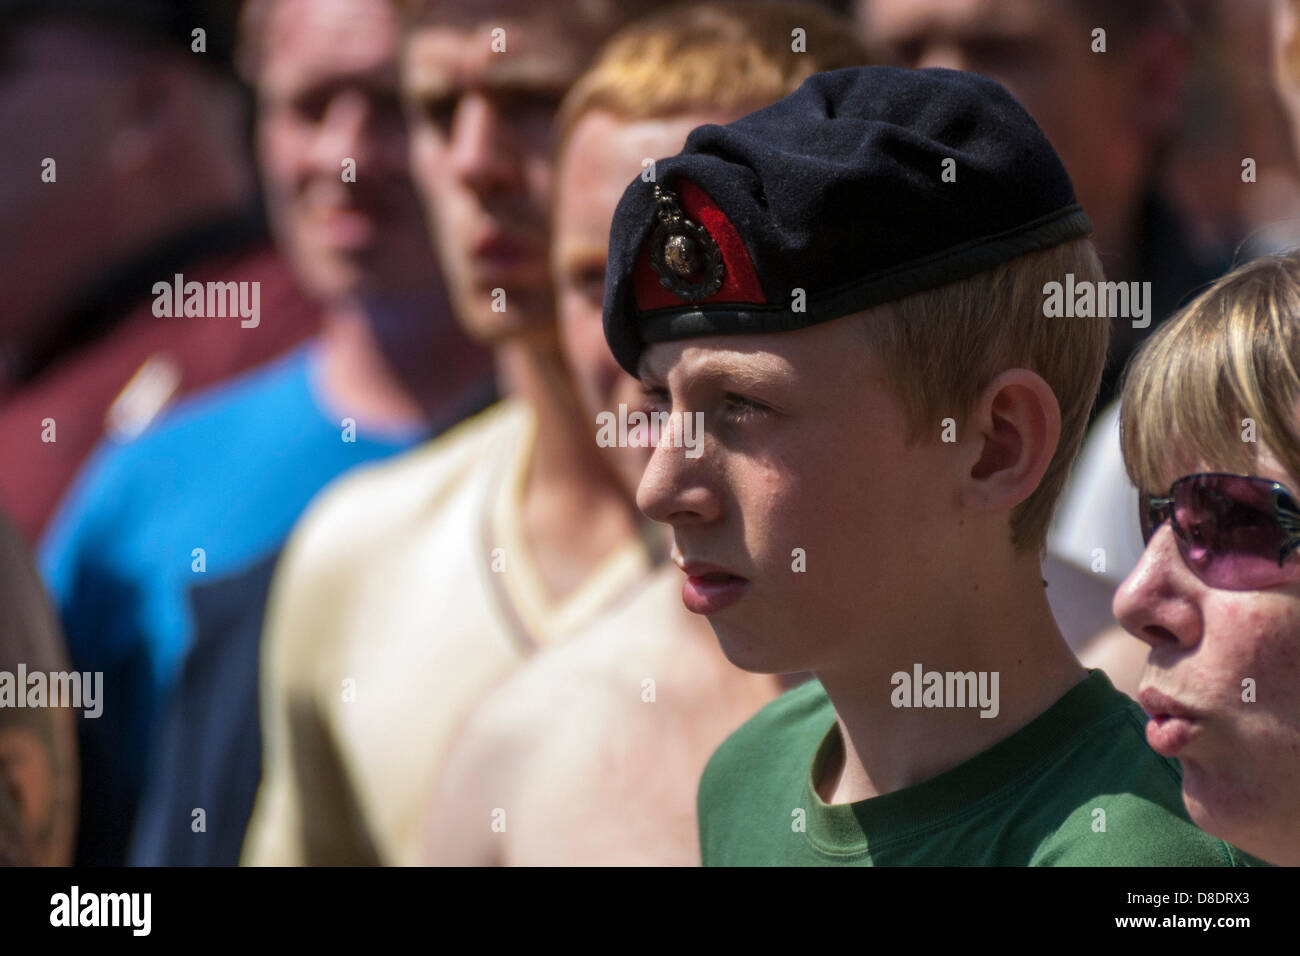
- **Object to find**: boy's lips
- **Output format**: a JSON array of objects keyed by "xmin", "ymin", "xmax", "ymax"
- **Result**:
[
  {"xmin": 676, "ymin": 558, "xmax": 750, "ymax": 615},
  {"xmin": 1138, "ymin": 686, "xmax": 1203, "ymax": 758}
]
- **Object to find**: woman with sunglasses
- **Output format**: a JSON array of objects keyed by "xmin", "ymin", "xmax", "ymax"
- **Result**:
[{"xmin": 1113, "ymin": 250, "xmax": 1300, "ymax": 866}]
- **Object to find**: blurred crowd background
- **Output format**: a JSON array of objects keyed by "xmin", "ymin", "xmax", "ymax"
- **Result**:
[{"xmin": 2, "ymin": 0, "xmax": 1299, "ymax": 866}]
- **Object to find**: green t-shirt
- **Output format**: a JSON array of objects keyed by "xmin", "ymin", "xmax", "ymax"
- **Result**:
[{"xmin": 698, "ymin": 669, "xmax": 1254, "ymax": 866}]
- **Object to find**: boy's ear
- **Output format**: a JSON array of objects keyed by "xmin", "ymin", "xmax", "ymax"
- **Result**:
[{"xmin": 960, "ymin": 368, "xmax": 1061, "ymax": 515}]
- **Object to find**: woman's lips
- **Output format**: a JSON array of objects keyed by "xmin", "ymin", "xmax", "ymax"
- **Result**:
[
  {"xmin": 1138, "ymin": 687, "xmax": 1202, "ymax": 758},
  {"xmin": 1144, "ymin": 714, "xmax": 1198, "ymax": 758}
]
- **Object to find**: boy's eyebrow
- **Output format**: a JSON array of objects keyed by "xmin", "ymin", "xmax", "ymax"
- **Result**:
[{"xmin": 638, "ymin": 349, "xmax": 789, "ymax": 390}]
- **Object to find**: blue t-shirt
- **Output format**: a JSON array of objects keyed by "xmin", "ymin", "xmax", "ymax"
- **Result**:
[{"xmin": 40, "ymin": 344, "xmax": 431, "ymax": 865}]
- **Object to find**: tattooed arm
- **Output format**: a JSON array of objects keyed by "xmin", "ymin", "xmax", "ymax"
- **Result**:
[{"xmin": 0, "ymin": 509, "xmax": 76, "ymax": 866}]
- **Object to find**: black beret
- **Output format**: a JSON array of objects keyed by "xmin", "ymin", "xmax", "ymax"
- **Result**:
[{"xmin": 602, "ymin": 65, "xmax": 1092, "ymax": 376}]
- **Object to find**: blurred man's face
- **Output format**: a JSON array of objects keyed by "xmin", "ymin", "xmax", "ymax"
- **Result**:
[
  {"xmin": 403, "ymin": 11, "xmax": 594, "ymax": 343},
  {"xmin": 857, "ymin": 0, "xmax": 1146, "ymax": 256},
  {"xmin": 255, "ymin": 0, "xmax": 434, "ymax": 302},
  {"xmin": 552, "ymin": 110, "xmax": 744, "ymax": 497}
]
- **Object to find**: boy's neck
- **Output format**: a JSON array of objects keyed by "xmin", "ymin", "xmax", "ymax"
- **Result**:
[{"xmin": 813, "ymin": 556, "xmax": 1088, "ymax": 806}]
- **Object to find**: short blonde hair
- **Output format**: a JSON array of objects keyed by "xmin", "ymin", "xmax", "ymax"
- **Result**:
[
  {"xmin": 860, "ymin": 238, "xmax": 1111, "ymax": 553},
  {"xmin": 555, "ymin": 1, "xmax": 871, "ymax": 143},
  {"xmin": 1119, "ymin": 251, "xmax": 1300, "ymax": 496}
]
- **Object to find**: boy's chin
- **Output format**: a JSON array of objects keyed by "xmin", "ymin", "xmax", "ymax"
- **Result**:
[{"xmin": 710, "ymin": 620, "xmax": 803, "ymax": 675}]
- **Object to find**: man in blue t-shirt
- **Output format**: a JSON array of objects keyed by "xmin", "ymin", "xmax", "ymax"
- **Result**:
[{"xmin": 40, "ymin": 0, "xmax": 493, "ymax": 865}]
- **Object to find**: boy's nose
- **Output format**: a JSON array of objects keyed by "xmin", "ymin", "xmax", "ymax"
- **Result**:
[{"xmin": 636, "ymin": 429, "xmax": 720, "ymax": 528}]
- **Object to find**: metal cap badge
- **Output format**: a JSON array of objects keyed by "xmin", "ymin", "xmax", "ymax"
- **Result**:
[{"xmin": 648, "ymin": 184, "xmax": 725, "ymax": 301}]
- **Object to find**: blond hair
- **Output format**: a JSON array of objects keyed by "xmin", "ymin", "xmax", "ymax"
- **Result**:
[
  {"xmin": 860, "ymin": 239, "xmax": 1111, "ymax": 553},
  {"xmin": 1119, "ymin": 251, "xmax": 1300, "ymax": 497},
  {"xmin": 555, "ymin": 2, "xmax": 870, "ymax": 143}
]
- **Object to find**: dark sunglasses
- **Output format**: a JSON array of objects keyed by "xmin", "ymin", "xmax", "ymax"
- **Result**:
[{"xmin": 1139, "ymin": 473, "xmax": 1300, "ymax": 590}]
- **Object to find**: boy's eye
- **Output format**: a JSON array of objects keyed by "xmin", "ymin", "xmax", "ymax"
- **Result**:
[
  {"xmin": 721, "ymin": 393, "xmax": 766, "ymax": 422},
  {"xmin": 640, "ymin": 385, "xmax": 670, "ymax": 415}
]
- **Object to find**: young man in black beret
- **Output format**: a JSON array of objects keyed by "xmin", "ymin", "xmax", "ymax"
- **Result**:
[{"xmin": 603, "ymin": 66, "xmax": 1255, "ymax": 865}]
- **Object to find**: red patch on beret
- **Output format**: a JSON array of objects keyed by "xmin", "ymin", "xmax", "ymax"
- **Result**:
[{"xmin": 632, "ymin": 180, "xmax": 765, "ymax": 312}]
